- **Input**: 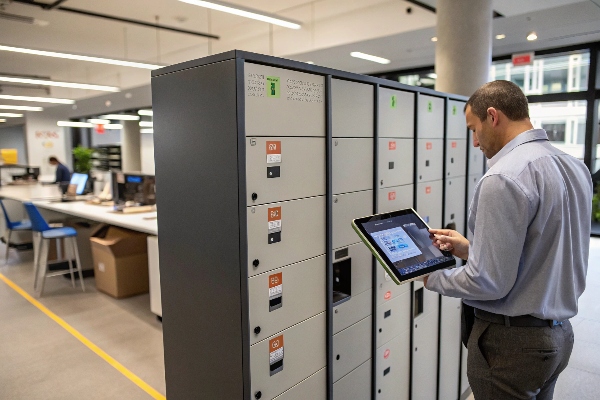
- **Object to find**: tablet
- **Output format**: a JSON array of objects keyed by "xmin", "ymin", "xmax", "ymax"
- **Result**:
[{"xmin": 352, "ymin": 208, "xmax": 456, "ymax": 285}]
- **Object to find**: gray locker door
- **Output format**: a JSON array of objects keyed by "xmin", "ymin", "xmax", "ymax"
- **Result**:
[
  {"xmin": 438, "ymin": 296, "xmax": 462, "ymax": 400},
  {"xmin": 417, "ymin": 94, "xmax": 444, "ymax": 139},
  {"xmin": 378, "ymin": 87, "xmax": 414, "ymax": 139},
  {"xmin": 447, "ymin": 100, "xmax": 467, "ymax": 140},
  {"xmin": 378, "ymin": 138, "xmax": 414, "ymax": 189},
  {"xmin": 376, "ymin": 267, "xmax": 412, "ymax": 307},
  {"xmin": 245, "ymin": 62, "xmax": 325, "ymax": 137},
  {"xmin": 332, "ymin": 190, "xmax": 373, "ymax": 250},
  {"xmin": 417, "ymin": 138, "xmax": 444, "ymax": 183},
  {"xmin": 332, "ymin": 316, "xmax": 372, "ymax": 382},
  {"xmin": 461, "ymin": 345, "xmax": 469, "ymax": 396},
  {"xmin": 332, "ymin": 138, "xmax": 374, "ymax": 194},
  {"xmin": 468, "ymin": 130, "xmax": 485, "ymax": 176},
  {"xmin": 248, "ymin": 255, "xmax": 326, "ymax": 345},
  {"xmin": 376, "ymin": 332, "xmax": 410, "ymax": 400},
  {"xmin": 377, "ymin": 184, "xmax": 413, "ymax": 214},
  {"xmin": 332, "ymin": 79, "xmax": 374, "ymax": 138},
  {"xmin": 412, "ymin": 308, "xmax": 439, "ymax": 400},
  {"xmin": 247, "ymin": 196, "xmax": 326, "ymax": 277},
  {"xmin": 250, "ymin": 313, "xmax": 326, "ymax": 400},
  {"xmin": 273, "ymin": 368, "xmax": 326, "ymax": 400},
  {"xmin": 246, "ymin": 137, "xmax": 326, "ymax": 205},
  {"xmin": 376, "ymin": 290, "xmax": 410, "ymax": 347},
  {"xmin": 333, "ymin": 289, "xmax": 372, "ymax": 334},
  {"xmin": 333, "ymin": 359, "xmax": 371, "ymax": 400},
  {"xmin": 416, "ymin": 180, "xmax": 443, "ymax": 228},
  {"xmin": 445, "ymin": 139, "xmax": 468, "ymax": 179},
  {"xmin": 444, "ymin": 176, "xmax": 467, "ymax": 234}
]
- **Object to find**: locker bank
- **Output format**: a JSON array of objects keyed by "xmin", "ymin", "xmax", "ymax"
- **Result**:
[{"xmin": 152, "ymin": 50, "xmax": 486, "ymax": 400}]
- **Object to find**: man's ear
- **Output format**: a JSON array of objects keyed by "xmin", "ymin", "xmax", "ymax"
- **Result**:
[{"xmin": 487, "ymin": 107, "xmax": 500, "ymax": 127}]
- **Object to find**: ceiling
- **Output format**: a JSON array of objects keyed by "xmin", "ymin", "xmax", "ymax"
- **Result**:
[{"xmin": 0, "ymin": 0, "xmax": 599, "ymax": 126}]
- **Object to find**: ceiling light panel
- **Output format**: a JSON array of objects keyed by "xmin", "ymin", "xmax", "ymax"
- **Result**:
[
  {"xmin": 57, "ymin": 121, "xmax": 93, "ymax": 127},
  {"xmin": 138, "ymin": 110, "xmax": 153, "ymax": 116},
  {"xmin": 140, "ymin": 128, "xmax": 154, "ymax": 134},
  {"xmin": 0, "ymin": 105, "xmax": 43, "ymax": 111},
  {"xmin": 0, "ymin": 113, "xmax": 23, "ymax": 117},
  {"xmin": 88, "ymin": 119, "xmax": 110, "ymax": 125},
  {"xmin": 0, "ymin": 94, "xmax": 74, "ymax": 104},
  {"xmin": 101, "ymin": 114, "xmax": 140, "ymax": 121},
  {"xmin": 0, "ymin": 44, "xmax": 161, "ymax": 70},
  {"xmin": 179, "ymin": 0, "xmax": 301, "ymax": 29},
  {"xmin": 0, "ymin": 76, "xmax": 119, "ymax": 92},
  {"xmin": 350, "ymin": 52, "xmax": 391, "ymax": 64},
  {"xmin": 139, "ymin": 121, "xmax": 153, "ymax": 127}
]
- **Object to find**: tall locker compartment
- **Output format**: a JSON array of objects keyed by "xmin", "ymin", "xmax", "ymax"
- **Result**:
[
  {"xmin": 331, "ymin": 78, "xmax": 373, "ymax": 399},
  {"xmin": 466, "ymin": 129, "xmax": 485, "ymax": 242},
  {"xmin": 413, "ymin": 93, "xmax": 444, "ymax": 400},
  {"xmin": 152, "ymin": 57, "xmax": 327, "ymax": 400},
  {"xmin": 374, "ymin": 87, "xmax": 414, "ymax": 400}
]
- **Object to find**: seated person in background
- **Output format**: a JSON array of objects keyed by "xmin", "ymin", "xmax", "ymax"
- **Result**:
[{"xmin": 48, "ymin": 156, "xmax": 71, "ymax": 191}]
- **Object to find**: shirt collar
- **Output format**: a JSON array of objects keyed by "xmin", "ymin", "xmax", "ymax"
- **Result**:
[{"xmin": 487, "ymin": 128, "xmax": 548, "ymax": 168}]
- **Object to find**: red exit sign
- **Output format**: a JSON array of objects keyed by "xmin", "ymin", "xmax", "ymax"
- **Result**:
[{"xmin": 512, "ymin": 52, "xmax": 534, "ymax": 66}]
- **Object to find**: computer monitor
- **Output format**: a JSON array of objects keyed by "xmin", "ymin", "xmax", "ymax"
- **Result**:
[{"xmin": 69, "ymin": 173, "xmax": 89, "ymax": 195}]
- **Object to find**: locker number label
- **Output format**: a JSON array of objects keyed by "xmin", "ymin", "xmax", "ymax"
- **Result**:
[
  {"xmin": 390, "ymin": 95, "xmax": 397, "ymax": 109},
  {"xmin": 266, "ymin": 76, "xmax": 280, "ymax": 98},
  {"xmin": 388, "ymin": 141, "xmax": 396, "ymax": 150},
  {"xmin": 426, "ymin": 142, "xmax": 432, "ymax": 150},
  {"xmin": 268, "ymin": 207, "xmax": 282, "ymax": 244},
  {"xmin": 384, "ymin": 349, "xmax": 391, "ymax": 359},
  {"xmin": 451, "ymin": 141, "xmax": 457, "ymax": 148},
  {"xmin": 269, "ymin": 272, "xmax": 283, "ymax": 297},
  {"xmin": 266, "ymin": 141, "xmax": 282, "ymax": 164},
  {"xmin": 388, "ymin": 191, "xmax": 396, "ymax": 201},
  {"xmin": 269, "ymin": 335, "xmax": 284, "ymax": 364},
  {"xmin": 426, "ymin": 186, "xmax": 432, "ymax": 194}
]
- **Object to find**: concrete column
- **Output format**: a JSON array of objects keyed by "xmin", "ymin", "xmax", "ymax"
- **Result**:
[
  {"xmin": 121, "ymin": 120, "xmax": 142, "ymax": 172},
  {"xmin": 435, "ymin": 0, "xmax": 493, "ymax": 97}
]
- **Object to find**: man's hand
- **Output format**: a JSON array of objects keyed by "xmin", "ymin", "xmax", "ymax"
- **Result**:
[{"xmin": 428, "ymin": 228, "xmax": 470, "ymax": 260}]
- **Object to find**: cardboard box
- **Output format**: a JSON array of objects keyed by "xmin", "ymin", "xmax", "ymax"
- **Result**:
[{"xmin": 90, "ymin": 225, "xmax": 149, "ymax": 298}]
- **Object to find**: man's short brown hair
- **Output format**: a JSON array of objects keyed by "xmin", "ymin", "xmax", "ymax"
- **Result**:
[{"xmin": 465, "ymin": 80, "xmax": 530, "ymax": 122}]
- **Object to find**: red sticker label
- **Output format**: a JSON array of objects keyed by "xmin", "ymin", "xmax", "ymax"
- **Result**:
[
  {"xmin": 270, "ymin": 335, "xmax": 284, "ymax": 352},
  {"xmin": 388, "ymin": 191, "xmax": 396, "ymax": 201},
  {"xmin": 426, "ymin": 186, "xmax": 432, "ymax": 194},
  {"xmin": 426, "ymin": 142, "xmax": 432, "ymax": 150},
  {"xmin": 452, "ymin": 141, "xmax": 457, "ymax": 148},
  {"xmin": 266, "ymin": 141, "xmax": 281, "ymax": 155},
  {"xmin": 269, "ymin": 272, "xmax": 282, "ymax": 288},
  {"xmin": 268, "ymin": 207, "xmax": 281, "ymax": 222},
  {"xmin": 384, "ymin": 291, "xmax": 392, "ymax": 300},
  {"xmin": 384, "ymin": 349, "xmax": 391, "ymax": 359},
  {"xmin": 389, "ymin": 141, "xmax": 396, "ymax": 150}
]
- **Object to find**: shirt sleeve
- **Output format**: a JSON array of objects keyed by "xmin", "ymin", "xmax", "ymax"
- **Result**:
[{"xmin": 426, "ymin": 174, "xmax": 532, "ymax": 300}]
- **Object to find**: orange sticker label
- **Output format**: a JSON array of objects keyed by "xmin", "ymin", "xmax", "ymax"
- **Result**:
[
  {"xmin": 384, "ymin": 291, "xmax": 392, "ymax": 300},
  {"xmin": 452, "ymin": 141, "xmax": 457, "ymax": 148},
  {"xmin": 426, "ymin": 186, "xmax": 432, "ymax": 194},
  {"xmin": 269, "ymin": 272, "xmax": 282, "ymax": 288},
  {"xmin": 268, "ymin": 207, "xmax": 282, "ymax": 222},
  {"xmin": 389, "ymin": 141, "xmax": 396, "ymax": 150},
  {"xmin": 270, "ymin": 335, "xmax": 284, "ymax": 352},
  {"xmin": 388, "ymin": 191, "xmax": 396, "ymax": 201},
  {"xmin": 426, "ymin": 142, "xmax": 432, "ymax": 150},
  {"xmin": 384, "ymin": 349, "xmax": 391, "ymax": 359},
  {"xmin": 266, "ymin": 141, "xmax": 281, "ymax": 155}
]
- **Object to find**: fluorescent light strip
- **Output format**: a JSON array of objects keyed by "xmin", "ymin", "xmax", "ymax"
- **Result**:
[
  {"xmin": 0, "ymin": 105, "xmax": 43, "ymax": 111},
  {"xmin": 139, "ymin": 121, "xmax": 153, "ymax": 127},
  {"xmin": 57, "ymin": 121, "xmax": 93, "ymax": 128},
  {"xmin": 0, "ymin": 94, "xmax": 74, "ymax": 104},
  {"xmin": 138, "ymin": 109, "xmax": 153, "ymax": 116},
  {"xmin": 0, "ymin": 44, "xmax": 161, "ymax": 70},
  {"xmin": 0, "ymin": 112, "xmax": 23, "ymax": 117},
  {"xmin": 88, "ymin": 119, "xmax": 110, "ymax": 125},
  {"xmin": 101, "ymin": 114, "xmax": 140, "ymax": 121},
  {"xmin": 0, "ymin": 119, "xmax": 6, "ymax": 123},
  {"xmin": 179, "ymin": 0, "xmax": 301, "ymax": 29},
  {"xmin": 140, "ymin": 128, "xmax": 154, "ymax": 134},
  {"xmin": 350, "ymin": 52, "xmax": 391, "ymax": 65},
  {"xmin": 104, "ymin": 124, "xmax": 123, "ymax": 130},
  {"xmin": 0, "ymin": 76, "xmax": 119, "ymax": 92}
]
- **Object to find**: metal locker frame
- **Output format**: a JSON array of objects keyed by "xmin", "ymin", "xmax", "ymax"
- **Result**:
[{"xmin": 151, "ymin": 51, "xmax": 469, "ymax": 400}]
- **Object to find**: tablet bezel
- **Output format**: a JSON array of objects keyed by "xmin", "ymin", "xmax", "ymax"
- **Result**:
[{"xmin": 352, "ymin": 208, "xmax": 456, "ymax": 285}]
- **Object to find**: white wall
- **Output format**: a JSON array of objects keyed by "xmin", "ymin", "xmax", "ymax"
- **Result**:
[
  {"xmin": 24, "ymin": 107, "xmax": 70, "ymax": 178},
  {"xmin": 0, "ymin": 125, "xmax": 28, "ymax": 164},
  {"xmin": 141, "ymin": 131, "xmax": 155, "ymax": 175}
]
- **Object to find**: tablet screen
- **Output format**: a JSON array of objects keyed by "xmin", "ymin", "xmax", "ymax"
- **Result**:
[{"xmin": 353, "ymin": 209, "xmax": 455, "ymax": 283}]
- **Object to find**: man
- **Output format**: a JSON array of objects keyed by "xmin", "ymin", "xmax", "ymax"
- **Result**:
[
  {"xmin": 48, "ymin": 156, "xmax": 71, "ymax": 184},
  {"xmin": 424, "ymin": 80, "xmax": 592, "ymax": 399}
]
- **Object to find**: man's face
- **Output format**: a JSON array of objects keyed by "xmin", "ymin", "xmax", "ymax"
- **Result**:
[{"xmin": 465, "ymin": 105, "xmax": 497, "ymax": 159}]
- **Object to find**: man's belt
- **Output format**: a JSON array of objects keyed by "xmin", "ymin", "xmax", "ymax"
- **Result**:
[{"xmin": 474, "ymin": 308, "xmax": 563, "ymax": 328}]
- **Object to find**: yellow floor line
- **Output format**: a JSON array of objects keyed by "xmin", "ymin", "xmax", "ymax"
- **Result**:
[{"xmin": 0, "ymin": 272, "xmax": 166, "ymax": 400}]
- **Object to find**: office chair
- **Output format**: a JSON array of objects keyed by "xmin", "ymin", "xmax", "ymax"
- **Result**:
[{"xmin": 0, "ymin": 199, "xmax": 32, "ymax": 263}]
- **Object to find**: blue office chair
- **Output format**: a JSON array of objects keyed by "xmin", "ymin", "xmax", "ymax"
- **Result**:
[
  {"xmin": 23, "ymin": 202, "xmax": 85, "ymax": 296},
  {"xmin": 0, "ymin": 199, "xmax": 32, "ymax": 263}
]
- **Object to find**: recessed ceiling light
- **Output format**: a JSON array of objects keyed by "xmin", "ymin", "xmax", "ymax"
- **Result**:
[
  {"xmin": 427, "ymin": 73, "xmax": 438, "ymax": 79},
  {"xmin": 0, "ymin": 105, "xmax": 43, "ymax": 111},
  {"xmin": 139, "ymin": 121, "xmax": 154, "ymax": 127},
  {"xmin": 138, "ymin": 110, "xmax": 153, "ymax": 116},
  {"xmin": 57, "ymin": 121, "xmax": 93, "ymax": 128},
  {"xmin": 0, "ymin": 44, "xmax": 161, "ymax": 70},
  {"xmin": 431, "ymin": 37, "xmax": 438, "ymax": 42},
  {"xmin": 350, "ymin": 52, "xmax": 391, "ymax": 64},
  {"xmin": 0, "ymin": 76, "xmax": 119, "ymax": 92},
  {"xmin": 0, "ymin": 113, "xmax": 23, "ymax": 117},
  {"xmin": 527, "ymin": 32, "xmax": 537, "ymax": 41},
  {"xmin": 101, "ymin": 114, "xmax": 140, "ymax": 121},
  {"xmin": 495, "ymin": 34, "xmax": 506, "ymax": 40},
  {"xmin": 0, "ymin": 94, "xmax": 74, "ymax": 104},
  {"xmin": 0, "ymin": 119, "xmax": 6, "ymax": 123},
  {"xmin": 179, "ymin": 0, "xmax": 301, "ymax": 29}
]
